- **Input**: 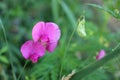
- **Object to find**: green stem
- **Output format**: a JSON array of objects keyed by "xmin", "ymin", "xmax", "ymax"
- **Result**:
[
  {"xmin": 59, "ymin": 23, "xmax": 77, "ymax": 79},
  {"xmin": 0, "ymin": 18, "xmax": 17, "ymax": 80},
  {"xmin": 52, "ymin": 0, "xmax": 59, "ymax": 22},
  {"xmin": 18, "ymin": 60, "xmax": 29, "ymax": 80},
  {"xmin": 58, "ymin": 0, "xmax": 76, "ymax": 29},
  {"xmin": 71, "ymin": 43, "xmax": 120, "ymax": 80}
]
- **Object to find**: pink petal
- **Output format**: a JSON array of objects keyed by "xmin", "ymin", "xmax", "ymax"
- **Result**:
[
  {"xmin": 32, "ymin": 41, "xmax": 45, "ymax": 57},
  {"xmin": 32, "ymin": 21, "xmax": 61, "ymax": 53},
  {"xmin": 29, "ymin": 53, "xmax": 40, "ymax": 63},
  {"xmin": 96, "ymin": 49, "xmax": 106, "ymax": 60},
  {"xmin": 20, "ymin": 40, "xmax": 34, "ymax": 59},
  {"xmin": 45, "ymin": 22, "xmax": 61, "ymax": 43},
  {"xmin": 46, "ymin": 42, "xmax": 58, "ymax": 52},
  {"xmin": 32, "ymin": 21, "xmax": 45, "ymax": 42},
  {"xmin": 20, "ymin": 40, "xmax": 45, "ymax": 63}
]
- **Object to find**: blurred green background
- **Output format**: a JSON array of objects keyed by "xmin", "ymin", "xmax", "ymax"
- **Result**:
[{"xmin": 0, "ymin": 0, "xmax": 120, "ymax": 80}]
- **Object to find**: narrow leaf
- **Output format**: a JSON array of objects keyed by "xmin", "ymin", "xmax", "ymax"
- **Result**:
[
  {"xmin": 71, "ymin": 43, "xmax": 120, "ymax": 80},
  {"xmin": 87, "ymin": 4, "xmax": 117, "ymax": 18},
  {"xmin": 59, "ymin": 0, "xmax": 77, "ymax": 28},
  {"xmin": 52, "ymin": 0, "xmax": 59, "ymax": 22},
  {"xmin": 0, "ymin": 46, "xmax": 8, "ymax": 55},
  {"xmin": 0, "ymin": 55, "xmax": 9, "ymax": 64}
]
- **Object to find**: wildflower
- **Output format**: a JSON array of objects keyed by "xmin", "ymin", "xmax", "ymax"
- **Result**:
[
  {"xmin": 96, "ymin": 49, "xmax": 106, "ymax": 60},
  {"xmin": 32, "ymin": 21, "xmax": 61, "ymax": 52},
  {"xmin": 20, "ymin": 21, "xmax": 60, "ymax": 63},
  {"xmin": 20, "ymin": 40, "xmax": 45, "ymax": 63}
]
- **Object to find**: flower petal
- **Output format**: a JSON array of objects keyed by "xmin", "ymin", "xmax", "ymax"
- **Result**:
[
  {"xmin": 29, "ymin": 53, "xmax": 40, "ymax": 63},
  {"xmin": 96, "ymin": 49, "xmax": 106, "ymax": 60},
  {"xmin": 32, "ymin": 22, "xmax": 61, "ymax": 53},
  {"xmin": 20, "ymin": 40, "xmax": 34, "ymax": 59},
  {"xmin": 20, "ymin": 40, "xmax": 46, "ymax": 62},
  {"xmin": 45, "ymin": 22, "xmax": 61, "ymax": 43},
  {"xmin": 32, "ymin": 21, "xmax": 45, "ymax": 42},
  {"xmin": 46, "ymin": 42, "xmax": 58, "ymax": 52},
  {"xmin": 33, "ymin": 41, "xmax": 45, "ymax": 57},
  {"xmin": 30, "ymin": 41, "xmax": 45, "ymax": 63}
]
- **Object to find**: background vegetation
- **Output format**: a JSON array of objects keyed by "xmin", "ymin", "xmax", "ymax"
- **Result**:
[{"xmin": 0, "ymin": 0, "xmax": 120, "ymax": 80}]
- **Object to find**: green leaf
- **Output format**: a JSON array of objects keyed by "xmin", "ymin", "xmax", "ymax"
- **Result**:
[
  {"xmin": 59, "ymin": 0, "xmax": 77, "ymax": 28},
  {"xmin": 87, "ymin": 4, "xmax": 118, "ymax": 18},
  {"xmin": 0, "ymin": 46, "xmax": 8, "ymax": 55},
  {"xmin": 71, "ymin": 43, "xmax": 120, "ymax": 80},
  {"xmin": 51, "ymin": 0, "xmax": 59, "ymax": 22},
  {"xmin": 0, "ymin": 55, "xmax": 9, "ymax": 64}
]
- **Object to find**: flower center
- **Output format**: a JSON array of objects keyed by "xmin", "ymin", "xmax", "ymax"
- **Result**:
[
  {"xmin": 39, "ymin": 35, "xmax": 49, "ymax": 47},
  {"xmin": 29, "ymin": 54, "xmax": 39, "ymax": 63}
]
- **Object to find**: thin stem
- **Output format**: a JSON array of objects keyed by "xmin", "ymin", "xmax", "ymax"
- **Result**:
[
  {"xmin": 18, "ymin": 60, "xmax": 29, "ymax": 80},
  {"xmin": 71, "ymin": 42, "xmax": 120, "ymax": 80},
  {"xmin": 112, "ymin": 43, "xmax": 120, "ymax": 52},
  {"xmin": 0, "ymin": 19, "xmax": 7, "ymax": 44},
  {"xmin": 59, "ymin": 25, "xmax": 77, "ymax": 79},
  {"xmin": 0, "ymin": 18, "xmax": 17, "ymax": 80},
  {"xmin": 52, "ymin": 0, "xmax": 59, "ymax": 22}
]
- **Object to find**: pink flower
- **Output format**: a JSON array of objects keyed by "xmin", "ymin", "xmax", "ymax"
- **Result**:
[
  {"xmin": 96, "ymin": 49, "xmax": 106, "ymax": 60},
  {"xmin": 20, "ymin": 21, "xmax": 61, "ymax": 63},
  {"xmin": 32, "ymin": 21, "xmax": 61, "ymax": 52},
  {"xmin": 20, "ymin": 40, "xmax": 45, "ymax": 63}
]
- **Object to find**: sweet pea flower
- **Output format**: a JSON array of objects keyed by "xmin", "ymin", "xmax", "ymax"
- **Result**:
[
  {"xmin": 96, "ymin": 49, "xmax": 106, "ymax": 60},
  {"xmin": 20, "ymin": 40, "xmax": 45, "ymax": 63},
  {"xmin": 20, "ymin": 21, "xmax": 61, "ymax": 63},
  {"xmin": 32, "ymin": 21, "xmax": 61, "ymax": 52}
]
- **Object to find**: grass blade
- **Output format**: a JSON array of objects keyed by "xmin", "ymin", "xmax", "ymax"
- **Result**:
[
  {"xmin": 59, "ymin": 0, "xmax": 77, "ymax": 28},
  {"xmin": 51, "ymin": 0, "xmax": 59, "ymax": 22},
  {"xmin": 87, "ymin": 4, "xmax": 117, "ymax": 18},
  {"xmin": 0, "ymin": 18, "xmax": 17, "ymax": 80},
  {"xmin": 71, "ymin": 43, "xmax": 120, "ymax": 80}
]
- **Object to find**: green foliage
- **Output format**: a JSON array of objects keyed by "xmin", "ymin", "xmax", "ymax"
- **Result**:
[
  {"xmin": 0, "ymin": 0, "xmax": 120, "ymax": 80},
  {"xmin": 87, "ymin": 3, "xmax": 120, "ymax": 19},
  {"xmin": 72, "ymin": 43, "xmax": 120, "ymax": 79},
  {"xmin": 59, "ymin": 0, "xmax": 77, "ymax": 28}
]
